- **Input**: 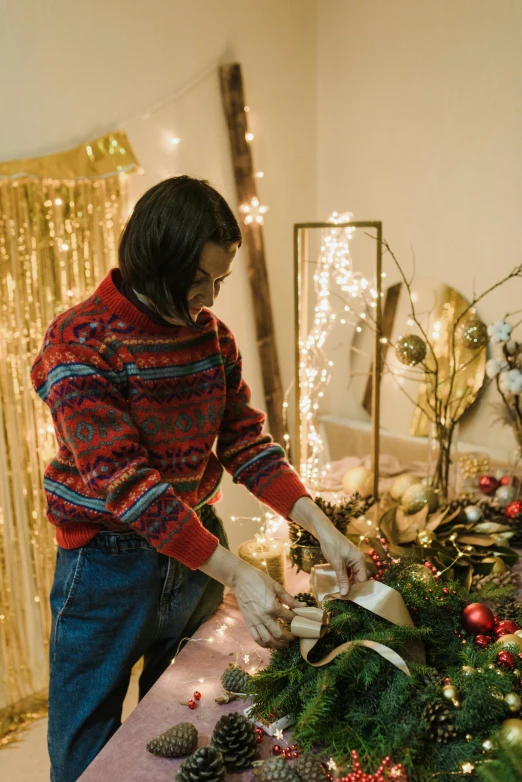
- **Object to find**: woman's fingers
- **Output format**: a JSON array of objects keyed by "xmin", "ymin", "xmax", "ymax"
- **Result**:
[
  {"xmin": 349, "ymin": 552, "xmax": 368, "ymax": 582},
  {"xmin": 274, "ymin": 583, "xmax": 306, "ymax": 610}
]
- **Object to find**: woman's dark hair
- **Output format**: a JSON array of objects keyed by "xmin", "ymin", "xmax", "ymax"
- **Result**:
[{"xmin": 119, "ymin": 176, "xmax": 242, "ymax": 326}]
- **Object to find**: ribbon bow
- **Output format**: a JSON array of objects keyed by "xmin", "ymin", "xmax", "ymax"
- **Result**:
[{"xmin": 289, "ymin": 565, "xmax": 425, "ymax": 676}]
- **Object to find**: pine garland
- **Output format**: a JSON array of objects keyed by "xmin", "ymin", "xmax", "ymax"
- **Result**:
[{"xmin": 247, "ymin": 557, "xmax": 522, "ymax": 781}]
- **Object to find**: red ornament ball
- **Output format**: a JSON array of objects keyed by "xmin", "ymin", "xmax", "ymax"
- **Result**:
[
  {"xmin": 475, "ymin": 634, "xmax": 492, "ymax": 648},
  {"xmin": 495, "ymin": 620, "xmax": 520, "ymax": 635},
  {"xmin": 462, "ymin": 603, "xmax": 495, "ymax": 634},
  {"xmin": 506, "ymin": 500, "xmax": 522, "ymax": 519},
  {"xmin": 479, "ymin": 475, "xmax": 500, "ymax": 495},
  {"xmin": 442, "ymin": 587, "xmax": 450, "ymax": 595},
  {"xmin": 272, "ymin": 745, "xmax": 282, "ymax": 755},
  {"xmin": 284, "ymin": 747, "xmax": 293, "ymax": 758},
  {"xmin": 497, "ymin": 650, "xmax": 517, "ymax": 669},
  {"xmin": 501, "ymin": 475, "xmax": 520, "ymax": 487},
  {"xmin": 187, "ymin": 700, "xmax": 197, "ymax": 709},
  {"xmin": 256, "ymin": 734, "xmax": 263, "ymax": 744},
  {"xmin": 193, "ymin": 691, "xmax": 202, "ymax": 700},
  {"xmin": 291, "ymin": 751, "xmax": 299, "ymax": 758}
]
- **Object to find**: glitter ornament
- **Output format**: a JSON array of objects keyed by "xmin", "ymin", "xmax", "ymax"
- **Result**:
[
  {"xmin": 401, "ymin": 483, "xmax": 439, "ymax": 515},
  {"xmin": 456, "ymin": 317, "xmax": 488, "ymax": 350},
  {"xmin": 193, "ymin": 691, "xmax": 202, "ymax": 701},
  {"xmin": 475, "ymin": 634, "xmax": 491, "ymax": 647},
  {"xmin": 395, "ymin": 334, "xmax": 427, "ymax": 366},
  {"xmin": 461, "ymin": 603, "xmax": 495, "ymax": 634},
  {"xmin": 496, "ymin": 484, "xmax": 518, "ymax": 508},
  {"xmin": 389, "ymin": 474, "xmax": 421, "ymax": 502},
  {"xmin": 187, "ymin": 700, "xmax": 197, "ymax": 710},
  {"xmin": 494, "ymin": 620, "xmax": 520, "ymax": 636},
  {"xmin": 506, "ymin": 500, "xmax": 522, "ymax": 519},
  {"xmin": 479, "ymin": 475, "xmax": 500, "ymax": 495}
]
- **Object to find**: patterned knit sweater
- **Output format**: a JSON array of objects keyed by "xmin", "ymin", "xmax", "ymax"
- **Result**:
[{"xmin": 31, "ymin": 268, "xmax": 308, "ymax": 570}]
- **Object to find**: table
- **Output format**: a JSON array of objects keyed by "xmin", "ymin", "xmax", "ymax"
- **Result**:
[{"xmin": 79, "ymin": 570, "xmax": 308, "ymax": 781}]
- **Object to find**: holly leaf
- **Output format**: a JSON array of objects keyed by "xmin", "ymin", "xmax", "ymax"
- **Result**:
[
  {"xmin": 396, "ymin": 505, "xmax": 430, "ymax": 544},
  {"xmin": 457, "ymin": 534, "xmax": 497, "ymax": 547}
]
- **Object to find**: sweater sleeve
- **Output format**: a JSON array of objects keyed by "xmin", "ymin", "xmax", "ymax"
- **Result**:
[
  {"xmin": 31, "ymin": 340, "xmax": 219, "ymax": 569},
  {"xmin": 216, "ymin": 325, "xmax": 310, "ymax": 518}
]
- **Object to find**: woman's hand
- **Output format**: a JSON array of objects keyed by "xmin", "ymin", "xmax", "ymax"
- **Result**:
[
  {"xmin": 289, "ymin": 496, "xmax": 368, "ymax": 595},
  {"xmin": 231, "ymin": 562, "xmax": 306, "ymax": 649},
  {"xmin": 198, "ymin": 544, "xmax": 305, "ymax": 649}
]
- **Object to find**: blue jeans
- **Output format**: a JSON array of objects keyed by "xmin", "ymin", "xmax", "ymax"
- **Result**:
[{"xmin": 47, "ymin": 505, "xmax": 228, "ymax": 782}]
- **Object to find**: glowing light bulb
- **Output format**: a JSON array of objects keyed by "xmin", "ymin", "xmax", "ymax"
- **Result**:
[{"xmin": 245, "ymin": 132, "xmax": 254, "ymax": 142}]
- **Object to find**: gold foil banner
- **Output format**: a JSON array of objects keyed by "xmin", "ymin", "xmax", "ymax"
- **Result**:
[
  {"xmin": 0, "ymin": 171, "xmax": 129, "ymax": 731},
  {"xmin": 288, "ymin": 565, "xmax": 426, "ymax": 674},
  {"xmin": 0, "ymin": 131, "xmax": 138, "ymax": 180}
]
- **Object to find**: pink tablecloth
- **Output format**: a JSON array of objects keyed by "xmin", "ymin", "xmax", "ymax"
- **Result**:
[{"xmin": 79, "ymin": 570, "xmax": 308, "ymax": 781}]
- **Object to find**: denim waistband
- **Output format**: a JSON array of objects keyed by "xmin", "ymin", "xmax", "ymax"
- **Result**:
[{"xmin": 86, "ymin": 529, "xmax": 153, "ymax": 555}]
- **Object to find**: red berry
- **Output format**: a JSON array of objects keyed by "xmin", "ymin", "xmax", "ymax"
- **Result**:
[
  {"xmin": 442, "ymin": 587, "xmax": 449, "ymax": 595},
  {"xmin": 193, "ymin": 691, "xmax": 201, "ymax": 700},
  {"xmin": 187, "ymin": 700, "xmax": 197, "ymax": 709},
  {"xmin": 257, "ymin": 734, "xmax": 263, "ymax": 743},
  {"xmin": 289, "ymin": 744, "xmax": 297, "ymax": 750},
  {"xmin": 291, "ymin": 751, "xmax": 299, "ymax": 758},
  {"xmin": 272, "ymin": 745, "xmax": 282, "ymax": 755},
  {"xmin": 284, "ymin": 748, "xmax": 293, "ymax": 758},
  {"xmin": 444, "ymin": 677, "xmax": 451, "ymax": 684}
]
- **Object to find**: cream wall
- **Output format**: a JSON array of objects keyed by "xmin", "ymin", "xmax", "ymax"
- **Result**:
[
  {"xmin": 316, "ymin": 0, "xmax": 522, "ymax": 457},
  {"xmin": 0, "ymin": 0, "xmax": 317, "ymax": 551}
]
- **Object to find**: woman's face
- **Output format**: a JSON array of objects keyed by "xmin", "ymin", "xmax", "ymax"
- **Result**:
[{"xmin": 187, "ymin": 241, "xmax": 239, "ymax": 320}]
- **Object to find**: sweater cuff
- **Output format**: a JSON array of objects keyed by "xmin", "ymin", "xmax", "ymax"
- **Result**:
[
  {"xmin": 255, "ymin": 469, "xmax": 311, "ymax": 520},
  {"xmin": 160, "ymin": 514, "xmax": 220, "ymax": 570}
]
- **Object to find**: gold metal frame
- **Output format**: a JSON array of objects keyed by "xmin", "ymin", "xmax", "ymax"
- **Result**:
[{"xmin": 293, "ymin": 221, "xmax": 383, "ymax": 499}]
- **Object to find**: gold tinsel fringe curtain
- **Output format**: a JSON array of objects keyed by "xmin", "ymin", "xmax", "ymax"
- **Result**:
[{"xmin": 0, "ymin": 131, "xmax": 137, "ymax": 736}]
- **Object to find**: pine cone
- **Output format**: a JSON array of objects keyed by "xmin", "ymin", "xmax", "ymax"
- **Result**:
[
  {"xmin": 211, "ymin": 712, "xmax": 258, "ymax": 770},
  {"xmin": 146, "ymin": 722, "xmax": 198, "ymax": 758},
  {"xmin": 220, "ymin": 664, "xmax": 251, "ymax": 694},
  {"xmin": 495, "ymin": 595, "xmax": 522, "ymax": 624},
  {"xmin": 295, "ymin": 592, "xmax": 318, "ymax": 607},
  {"xmin": 422, "ymin": 701, "xmax": 457, "ymax": 743},
  {"xmin": 256, "ymin": 757, "xmax": 301, "ymax": 782},
  {"xmin": 175, "ymin": 746, "xmax": 225, "ymax": 781},
  {"xmin": 470, "ymin": 570, "xmax": 520, "ymax": 592},
  {"xmin": 295, "ymin": 753, "xmax": 327, "ymax": 781}
]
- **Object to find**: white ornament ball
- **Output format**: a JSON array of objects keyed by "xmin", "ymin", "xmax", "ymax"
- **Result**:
[
  {"xmin": 342, "ymin": 465, "xmax": 373, "ymax": 498},
  {"xmin": 463, "ymin": 505, "xmax": 483, "ymax": 523},
  {"xmin": 496, "ymin": 484, "xmax": 518, "ymax": 508},
  {"xmin": 390, "ymin": 474, "xmax": 421, "ymax": 503}
]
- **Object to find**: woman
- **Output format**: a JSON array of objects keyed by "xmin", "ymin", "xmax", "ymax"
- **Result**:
[{"xmin": 31, "ymin": 176, "xmax": 367, "ymax": 782}]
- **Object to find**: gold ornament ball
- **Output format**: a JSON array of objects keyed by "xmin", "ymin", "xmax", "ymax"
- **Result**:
[
  {"xmin": 395, "ymin": 334, "xmax": 427, "ymax": 366},
  {"xmin": 442, "ymin": 684, "xmax": 459, "ymax": 701},
  {"xmin": 481, "ymin": 555, "xmax": 507, "ymax": 575},
  {"xmin": 505, "ymin": 693, "xmax": 522, "ymax": 713},
  {"xmin": 456, "ymin": 318, "xmax": 488, "ymax": 350},
  {"xmin": 390, "ymin": 473, "xmax": 421, "ymax": 503},
  {"xmin": 452, "ymin": 699, "xmax": 462, "ymax": 709},
  {"xmin": 514, "ymin": 669, "xmax": 521, "ymax": 677},
  {"xmin": 465, "ymin": 734, "xmax": 473, "ymax": 742},
  {"xmin": 461, "ymin": 665, "xmax": 474, "ymax": 676},
  {"xmin": 515, "ymin": 630, "xmax": 522, "ymax": 639},
  {"xmin": 501, "ymin": 718, "xmax": 522, "ymax": 746},
  {"xmin": 342, "ymin": 465, "xmax": 373, "ymax": 498},
  {"xmin": 408, "ymin": 564, "xmax": 434, "ymax": 584},
  {"xmin": 496, "ymin": 634, "xmax": 522, "ymax": 652},
  {"xmin": 401, "ymin": 483, "xmax": 439, "ymax": 515},
  {"xmin": 482, "ymin": 738, "xmax": 493, "ymax": 752}
]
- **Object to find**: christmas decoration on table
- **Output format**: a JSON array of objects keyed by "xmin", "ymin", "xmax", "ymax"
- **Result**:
[
  {"xmin": 247, "ymin": 552, "xmax": 522, "ymax": 781},
  {"xmin": 377, "ymin": 246, "xmax": 522, "ymax": 498},
  {"xmin": 146, "ymin": 722, "xmax": 198, "ymax": 758},
  {"xmin": 377, "ymin": 493, "xmax": 519, "ymax": 586},
  {"xmin": 253, "ymin": 752, "xmax": 327, "ymax": 782},
  {"xmin": 175, "ymin": 745, "xmax": 225, "ymax": 782},
  {"xmin": 238, "ymin": 538, "xmax": 286, "ymax": 586},
  {"xmin": 210, "ymin": 712, "xmax": 258, "ymax": 770},
  {"xmin": 220, "ymin": 663, "xmax": 251, "ymax": 695},
  {"xmin": 289, "ymin": 494, "xmax": 374, "ymax": 573},
  {"xmin": 294, "ymin": 591, "xmax": 318, "ymax": 607},
  {"xmin": 338, "ymin": 751, "xmax": 408, "ymax": 782},
  {"xmin": 255, "ymin": 756, "xmax": 301, "ymax": 782}
]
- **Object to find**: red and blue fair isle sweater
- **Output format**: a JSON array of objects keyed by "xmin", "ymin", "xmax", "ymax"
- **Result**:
[{"xmin": 31, "ymin": 268, "xmax": 308, "ymax": 570}]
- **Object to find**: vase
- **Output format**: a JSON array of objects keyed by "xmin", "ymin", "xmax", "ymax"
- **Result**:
[{"xmin": 427, "ymin": 421, "xmax": 460, "ymax": 501}]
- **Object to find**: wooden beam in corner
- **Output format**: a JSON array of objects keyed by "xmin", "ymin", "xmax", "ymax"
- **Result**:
[{"xmin": 219, "ymin": 63, "xmax": 285, "ymax": 448}]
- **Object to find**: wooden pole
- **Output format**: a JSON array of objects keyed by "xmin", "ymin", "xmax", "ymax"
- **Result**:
[{"xmin": 219, "ymin": 63, "xmax": 285, "ymax": 446}]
